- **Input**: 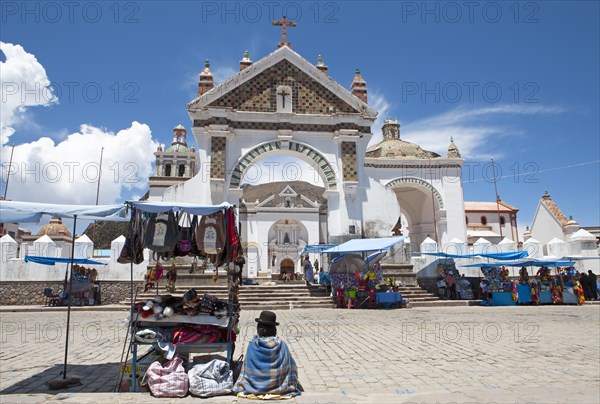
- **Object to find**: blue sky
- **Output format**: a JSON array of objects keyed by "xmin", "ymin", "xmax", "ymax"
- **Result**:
[{"xmin": 1, "ymin": 1, "xmax": 599, "ymax": 233}]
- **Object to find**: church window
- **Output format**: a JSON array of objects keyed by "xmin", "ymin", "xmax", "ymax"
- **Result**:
[
  {"xmin": 164, "ymin": 164, "xmax": 172, "ymax": 177},
  {"xmin": 480, "ymin": 216, "xmax": 487, "ymax": 225},
  {"xmin": 500, "ymin": 216, "xmax": 506, "ymax": 225},
  {"xmin": 284, "ymin": 233, "xmax": 290, "ymax": 244},
  {"xmin": 285, "ymin": 198, "xmax": 291, "ymax": 207},
  {"xmin": 178, "ymin": 164, "xmax": 186, "ymax": 177}
]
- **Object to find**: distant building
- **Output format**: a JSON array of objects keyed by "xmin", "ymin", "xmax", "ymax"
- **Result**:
[
  {"xmin": 239, "ymin": 181, "xmax": 326, "ymax": 278},
  {"xmin": 147, "ymin": 124, "xmax": 199, "ymax": 200},
  {"xmin": 528, "ymin": 191, "xmax": 580, "ymax": 247},
  {"xmin": 464, "ymin": 199, "xmax": 519, "ymax": 245}
]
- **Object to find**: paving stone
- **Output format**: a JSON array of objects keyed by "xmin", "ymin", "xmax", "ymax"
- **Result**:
[{"xmin": 0, "ymin": 306, "xmax": 599, "ymax": 402}]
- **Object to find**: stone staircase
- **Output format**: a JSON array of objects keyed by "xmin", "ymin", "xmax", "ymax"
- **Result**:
[
  {"xmin": 122, "ymin": 284, "xmax": 334, "ymax": 310},
  {"xmin": 120, "ymin": 263, "xmax": 460, "ymax": 309},
  {"xmin": 121, "ymin": 264, "xmax": 334, "ymax": 310}
]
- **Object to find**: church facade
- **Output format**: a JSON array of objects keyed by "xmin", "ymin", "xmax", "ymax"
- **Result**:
[{"xmin": 160, "ymin": 41, "xmax": 467, "ymax": 277}]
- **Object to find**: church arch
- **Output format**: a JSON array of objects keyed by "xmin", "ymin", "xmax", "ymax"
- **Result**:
[
  {"xmin": 385, "ymin": 177, "xmax": 444, "ymax": 209},
  {"xmin": 229, "ymin": 140, "xmax": 337, "ymax": 190}
]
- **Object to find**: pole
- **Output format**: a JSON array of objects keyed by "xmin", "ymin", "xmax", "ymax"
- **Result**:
[
  {"xmin": 63, "ymin": 214, "xmax": 77, "ymax": 379},
  {"xmin": 3, "ymin": 145, "xmax": 15, "ymax": 200},
  {"xmin": 92, "ymin": 147, "xmax": 104, "ymax": 245},
  {"xmin": 491, "ymin": 158, "xmax": 503, "ymax": 238}
]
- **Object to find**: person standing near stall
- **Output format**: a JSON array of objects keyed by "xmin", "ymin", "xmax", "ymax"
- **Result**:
[
  {"xmin": 446, "ymin": 272, "xmax": 457, "ymax": 300},
  {"xmin": 302, "ymin": 255, "xmax": 314, "ymax": 286},
  {"xmin": 588, "ymin": 270, "xmax": 598, "ymax": 300}
]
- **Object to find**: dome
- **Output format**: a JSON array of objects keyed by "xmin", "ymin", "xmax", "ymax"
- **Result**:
[
  {"xmin": 165, "ymin": 144, "xmax": 190, "ymax": 153},
  {"xmin": 37, "ymin": 217, "xmax": 71, "ymax": 237},
  {"xmin": 366, "ymin": 139, "xmax": 440, "ymax": 159},
  {"xmin": 366, "ymin": 118, "xmax": 440, "ymax": 159}
]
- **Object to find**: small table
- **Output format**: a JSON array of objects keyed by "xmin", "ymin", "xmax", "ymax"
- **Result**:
[
  {"xmin": 492, "ymin": 292, "xmax": 516, "ymax": 306},
  {"xmin": 376, "ymin": 292, "xmax": 403, "ymax": 309}
]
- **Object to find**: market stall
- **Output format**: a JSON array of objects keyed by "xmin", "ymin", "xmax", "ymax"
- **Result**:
[
  {"xmin": 0, "ymin": 200, "xmax": 128, "ymax": 389},
  {"xmin": 321, "ymin": 237, "xmax": 406, "ymax": 309},
  {"xmin": 463, "ymin": 259, "xmax": 579, "ymax": 306},
  {"xmin": 117, "ymin": 201, "xmax": 242, "ymax": 395},
  {"xmin": 23, "ymin": 256, "xmax": 107, "ymax": 306}
]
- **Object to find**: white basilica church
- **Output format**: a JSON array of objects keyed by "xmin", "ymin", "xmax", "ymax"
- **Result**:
[{"xmin": 148, "ymin": 36, "xmax": 468, "ymax": 278}]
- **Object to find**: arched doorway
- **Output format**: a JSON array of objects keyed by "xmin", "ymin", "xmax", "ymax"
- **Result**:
[
  {"xmin": 280, "ymin": 258, "xmax": 295, "ymax": 279},
  {"xmin": 385, "ymin": 177, "xmax": 445, "ymax": 248}
]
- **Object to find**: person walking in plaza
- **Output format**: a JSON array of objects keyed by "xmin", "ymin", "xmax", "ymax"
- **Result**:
[
  {"xmin": 302, "ymin": 255, "xmax": 314, "ymax": 286},
  {"xmin": 588, "ymin": 270, "xmax": 598, "ymax": 300}
]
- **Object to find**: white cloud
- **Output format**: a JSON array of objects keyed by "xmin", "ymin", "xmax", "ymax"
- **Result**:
[
  {"xmin": 367, "ymin": 91, "xmax": 392, "ymax": 147},
  {"xmin": 402, "ymin": 105, "xmax": 566, "ymax": 159},
  {"xmin": 1, "ymin": 121, "xmax": 159, "ymax": 205},
  {"xmin": 0, "ymin": 41, "xmax": 58, "ymax": 145},
  {"xmin": 212, "ymin": 66, "xmax": 238, "ymax": 85}
]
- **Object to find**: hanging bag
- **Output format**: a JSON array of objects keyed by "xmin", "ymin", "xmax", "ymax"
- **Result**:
[
  {"xmin": 141, "ymin": 357, "xmax": 189, "ymax": 398},
  {"xmin": 117, "ymin": 209, "xmax": 144, "ymax": 264},
  {"xmin": 196, "ymin": 210, "xmax": 226, "ymax": 258},
  {"xmin": 145, "ymin": 211, "xmax": 180, "ymax": 252},
  {"xmin": 175, "ymin": 213, "xmax": 193, "ymax": 256}
]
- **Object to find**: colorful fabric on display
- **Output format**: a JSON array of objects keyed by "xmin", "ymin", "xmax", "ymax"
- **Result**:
[
  {"xmin": 575, "ymin": 281, "xmax": 586, "ymax": 305},
  {"xmin": 531, "ymin": 284, "xmax": 540, "ymax": 305},
  {"xmin": 233, "ymin": 336, "xmax": 301, "ymax": 397}
]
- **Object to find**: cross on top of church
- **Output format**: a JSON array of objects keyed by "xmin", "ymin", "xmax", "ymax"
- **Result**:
[{"xmin": 272, "ymin": 16, "xmax": 296, "ymax": 48}]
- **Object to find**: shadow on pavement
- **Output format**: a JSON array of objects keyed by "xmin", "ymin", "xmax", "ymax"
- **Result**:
[{"xmin": 1, "ymin": 362, "xmax": 123, "ymax": 394}]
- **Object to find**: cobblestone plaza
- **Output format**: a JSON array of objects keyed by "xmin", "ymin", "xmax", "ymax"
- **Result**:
[{"xmin": 1, "ymin": 305, "xmax": 599, "ymax": 403}]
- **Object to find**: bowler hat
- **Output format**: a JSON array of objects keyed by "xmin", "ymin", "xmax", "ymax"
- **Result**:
[{"xmin": 255, "ymin": 310, "xmax": 279, "ymax": 326}]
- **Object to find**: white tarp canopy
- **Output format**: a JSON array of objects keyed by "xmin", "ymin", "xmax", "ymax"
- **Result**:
[
  {"xmin": 127, "ymin": 201, "xmax": 232, "ymax": 215},
  {"xmin": 322, "ymin": 236, "xmax": 405, "ymax": 254},
  {"xmin": 0, "ymin": 200, "xmax": 128, "ymax": 223}
]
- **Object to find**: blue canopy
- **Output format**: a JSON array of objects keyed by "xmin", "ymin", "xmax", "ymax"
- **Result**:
[
  {"xmin": 461, "ymin": 259, "xmax": 576, "ymax": 268},
  {"xmin": 24, "ymin": 256, "xmax": 107, "ymax": 266},
  {"xmin": 322, "ymin": 237, "xmax": 405, "ymax": 254},
  {"xmin": 421, "ymin": 251, "xmax": 529, "ymax": 260},
  {"xmin": 300, "ymin": 244, "xmax": 337, "ymax": 255},
  {"xmin": 461, "ymin": 262, "xmax": 501, "ymax": 268},
  {"xmin": 0, "ymin": 201, "xmax": 128, "ymax": 223},
  {"xmin": 502, "ymin": 260, "xmax": 576, "ymax": 268},
  {"xmin": 127, "ymin": 201, "xmax": 232, "ymax": 215}
]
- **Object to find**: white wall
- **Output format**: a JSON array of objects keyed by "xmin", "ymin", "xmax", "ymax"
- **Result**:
[{"xmin": 530, "ymin": 205, "xmax": 565, "ymax": 247}]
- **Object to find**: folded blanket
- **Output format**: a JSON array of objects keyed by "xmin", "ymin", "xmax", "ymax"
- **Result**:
[{"xmin": 233, "ymin": 336, "xmax": 300, "ymax": 397}]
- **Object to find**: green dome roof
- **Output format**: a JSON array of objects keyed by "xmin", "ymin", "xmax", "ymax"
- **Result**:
[{"xmin": 165, "ymin": 144, "xmax": 190, "ymax": 153}]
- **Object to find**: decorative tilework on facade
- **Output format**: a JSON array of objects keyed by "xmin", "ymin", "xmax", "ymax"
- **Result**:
[
  {"xmin": 210, "ymin": 136, "xmax": 227, "ymax": 179},
  {"xmin": 208, "ymin": 60, "xmax": 360, "ymax": 115},
  {"xmin": 341, "ymin": 141, "xmax": 357, "ymax": 182},
  {"xmin": 230, "ymin": 141, "xmax": 337, "ymax": 190},
  {"xmin": 194, "ymin": 118, "xmax": 371, "ymax": 134}
]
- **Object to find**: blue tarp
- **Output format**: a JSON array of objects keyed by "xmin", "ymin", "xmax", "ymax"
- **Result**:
[
  {"xmin": 300, "ymin": 244, "xmax": 337, "ymax": 255},
  {"xmin": 461, "ymin": 263, "xmax": 506, "ymax": 268},
  {"xmin": 127, "ymin": 201, "xmax": 232, "ymax": 215},
  {"xmin": 0, "ymin": 201, "xmax": 128, "ymax": 223},
  {"xmin": 461, "ymin": 259, "xmax": 576, "ymax": 268},
  {"xmin": 24, "ymin": 256, "xmax": 107, "ymax": 266},
  {"xmin": 322, "ymin": 237, "xmax": 405, "ymax": 254},
  {"xmin": 421, "ymin": 251, "xmax": 529, "ymax": 260}
]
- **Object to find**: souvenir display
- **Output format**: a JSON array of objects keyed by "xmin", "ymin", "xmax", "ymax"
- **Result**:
[{"xmin": 120, "ymin": 203, "xmax": 242, "ymax": 399}]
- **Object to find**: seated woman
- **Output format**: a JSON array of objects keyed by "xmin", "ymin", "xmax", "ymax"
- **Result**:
[{"xmin": 233, "ymin": 311, "xmax": 301, "ymax": 398}]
